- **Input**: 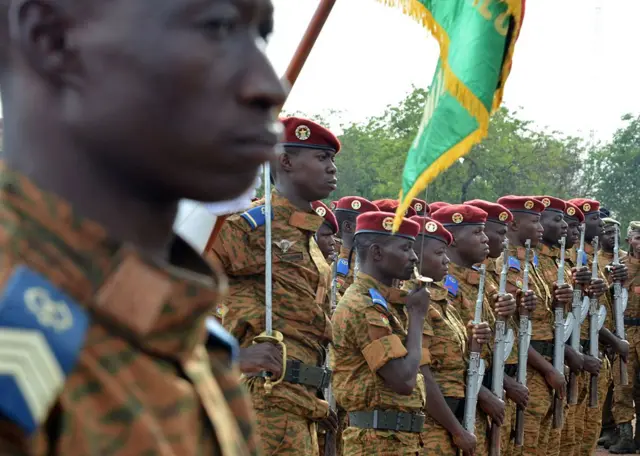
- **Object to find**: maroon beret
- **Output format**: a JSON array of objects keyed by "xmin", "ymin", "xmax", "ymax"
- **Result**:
[
  {"xmin": 335, "ymin": 196, "xmax": 379, "ymax": 215},
  {"xmin": 373, "ymin": 199, "xmax": 417, "ymax": 218},
  {"xmin": 355, "ymin": 211, "xmax": 420, "ymax": 240},
  {"xmin": 432, "ymin": 204, "xmax": 488, "ymax": 227},
  {"xmin": 429, "ymin": 202, "xmax": 450, "ymax": 213},
  {"xmin": 464, "ymin": 199, "xmax": 513, "ymax": 225},
  {"xmin": 411, "ymin": 198, "xmax": 430, "ymax": 216},
  {"xmin": 410, "ymin": 216, "xmax": 453, "ymax": 245},
  {"xmin": 280, "ymin": 116, "xmax": 341, "ymax": 153},
  {"xmin": 311, "ymin": 201, "xmax": 338, "ymax": 234},
  {"xmin": 567, "ymin": 198, "xmax": 600, "ymax": 216},
  {"xmin": 564, "ymin": 201, "xmax": 585, "ymax": 223},
  {"xmin": 535, "ymin": 196, "xmax": 566, "ymax": 214},
  {"xmin": 497, "ymin": 196, "xmax": 545, "ymax": 215}
]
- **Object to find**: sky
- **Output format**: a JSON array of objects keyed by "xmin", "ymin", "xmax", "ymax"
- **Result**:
[
  {"xmin": 1, "ymin": 0, "xmax": 638, "ymax": 143},
  {"xmin": 268, "ymin": 0, "xmax": 640, "ymax": 142}
]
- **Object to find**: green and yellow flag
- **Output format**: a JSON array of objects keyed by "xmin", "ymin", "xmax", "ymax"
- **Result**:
[{"xmin": 379, "ymin": 0, "xmax": 525, "ymax": 231}]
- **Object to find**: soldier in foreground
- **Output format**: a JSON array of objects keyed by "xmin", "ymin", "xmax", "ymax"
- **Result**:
[
  {"xmin": 408, "ymin": 215, "xmax": 492, "ymax": 455},
  {"xmin": 212, "ymin": 117, "xmax": 340, "ymax": 455},
  {"xmin": 0, "ymin": 0, "xmax": 285, "ymax": 454},
  {"xmin": 330, "ymin": 211, "xmax": 429, "ymax": 455}
]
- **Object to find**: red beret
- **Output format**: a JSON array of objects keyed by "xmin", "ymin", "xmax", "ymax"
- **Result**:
[
  {"xmin": 280, "ymin": 116, "xmax": 341, "ymax": 153},
  {"xmin": 410, "ymin": 216, "xmax": 453, "ymax": 246},
  {"xmin": 464, "ymin": 200, "xmax": 513, "ymax": 225},
  {"xmin": 311, "ymin": 201, "xmax": 338, "ymax": 234},
  {"xmin": 356, "ymin": 211, "xmax": 420, "ymax": 240},
  {"xmin": 411, "ymin": 198, "xmax": 430, "ymax": 216},
  {"xmin": 564, "ymin": 201, "xmax": 585, "ymax": 223},
  {"xmin": 432, "ymin": 204, "xmax": 488, "ymax": 227},
  {"xmin": 535, "ymin": 196, "xmax": 566, "ymax": 214},
  {"xmin": 567, "ymin": 198, "xmax": 600, "ymax": 216},
  {"xmin": 429, "ymin": 202, "xmax": 450, "ymax": 213},
  {"xmin": 335, "ymin": 196, "xmax": 379, "ymax": 215},
  {"xmin": 373, "ymin": 199, "xmax": 417, "ymax": 217},
  {"xmin": 497, "ymin": 196, "xmax": 545, "ymax": 215},
  {"xmin": 329, "ymin": 200, "xmax": 338, "ymax": 211}
]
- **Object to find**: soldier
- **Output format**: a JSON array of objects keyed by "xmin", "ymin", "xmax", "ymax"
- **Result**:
[
  {"xmin": 333, "ymin": 197, "xmax": 380, "ymax": 295},
  {"xmin": 408, "ymin": 215, "xmax": 493, "ymax": 455},
  {"xmin": 431, "ymin": 204, "xmax": 518, "ymax": 456},
  {"xmin": 411, "ymin": 198, "xmax": 430, "ymax": 216},
  {"xmin": 373, "ymin": 198, "xmax": 418, "ymax": 218},
  {"xmin": 330, "ymin": 211, "xmax": 429, "ymax": 455},
  {"xmin": 0, "ymin": 0, "xmax": 286, "ymax": 453},
  {"xmin": 464, "ymin": 199, "xmax": 533, "ymax": 451},
  {"xmin": 212, "ymin": 116, "xmax": 340, "ymax": 455},
  {"xmin": 312, "ymin": 201, "xmax": 339, "ymax": 262},
  {"xmin": 495, "ymin": 196, "xmax": 573, "ymax": 456}
]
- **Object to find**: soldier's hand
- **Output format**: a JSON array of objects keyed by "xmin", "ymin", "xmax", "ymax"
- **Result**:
[
  {"xmin": 319, "ymin": 408, "xmax": 339, "ymax": 433},
  {"xmin": 572, "ymin": 266, "xmax": 591, "ymax": 286},
  {"xmin": 615, "ymin": 338, "xmax": 630, "ymax": 361},
  {"xmin": 406, "ymin": 286, "xmax": 430, "ymax": 318},
  {"xmin": 610, "ymin": 263, "xmax": 629, "ymax": 283},
  {"xmin": 544, "ymin": 369, "xmax": 566, "ymax": 399},
  {"xmin": 493, "ymin": 293, "xmax": 516, "ymax": 317},
  {"xmin": 505, "ymin": 380, "xmax": 529, "ymax": 409},
  {"xmin": 452, "ymin": 428, "xmax": 477, "ymax": 455},
  {"xmin": 583, "ymin": 355, "xmax": 602, "ymax": 375},
  {"xmin": 587, "ymin": 278, "xmax": 607, "ymax": 299},
  {"xmin": 517, "ymin": 289, "xmax": 537, "ymax": 313},
  {"xmin": 552, "ymin": 283, "xmax": 573, "ymax": 306},
  {"xmin": 478, "ymin": 392, "xmax": 505, "ymax": 426},
  {"xmin": 565, "ymin": 346, "xmax": 584, "ymax": 372},
  {"xmin": 471, "ymin": 322, "xmax": 492, "ymax": 345},
  {"xmin": 239, "ymin": 343, "xmax": 283, "ymax": 377}
]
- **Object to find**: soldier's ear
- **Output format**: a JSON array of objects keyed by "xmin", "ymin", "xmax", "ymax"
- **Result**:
[
  {"xmin": 278, "ymin": 151, "xmax": 294, "ymax": 173},
  {"xmin": 370, "ymin": 243, "xmax": 383, "ymax": 262},
  {"xmin": 342, "ymin": 219, "xmax": 355, "ymax": 234},
  {"xmin": 508, "ymin": 219, "xmax": 519, "ymax": 232}
]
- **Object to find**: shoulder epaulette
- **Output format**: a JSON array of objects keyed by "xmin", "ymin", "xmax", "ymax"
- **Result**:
[
  {"xmin": 533, "ymin": 253, "xmax": 539, "ymax": 268},
  {"xmin": 336, "ymin": 258, "xmax": 349, "ymax": 276},
  {"xmin": 581, "ymin": 251, "xmax": 588, "ymax": 266},
  {"xmin": 240, "ymin": 205, "xmax": 273, "ymax": 230},
  {"xmin": 205, "ymin": 317, "xmax": 239, "ymax": 363},
  {"xmin": 508, "ymin": 256, "xmax": 521, "ymax": 271},
  {"xmin": 443, "ymin": 274, "xmax": 458, "ymax": 297},
  {"xmin": 0, "ymin": 266, "xmax": 90, "ymax": 434},
  {"xmin": 368, "ymin": 288, "xmax": 388, "ymax": 310},
  {"xmin": 471, "ymin": 265, "xmax": 480, "ymax": 271}
]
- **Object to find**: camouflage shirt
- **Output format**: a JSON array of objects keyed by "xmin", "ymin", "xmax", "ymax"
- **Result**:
[
  {"xmin": 485, "ymin": 257, "xmax": 519, "ymax": 365},
  {"xmin": 335, "ymin": 245, "xmax": 354, "ymax": 298},
  {"xmin": 211, "ymin": 192, "xmax": 332, "ymax": 419},
  {"xmin": 0, "ymin": 165, "xmax": 256, "ymax": 455},
  {"xmin": 625, "ymin": 255, "xmax": 640, "ymax": 318},
  {"xmin": 598, "ymin": 249, "xmax": 626, "ymax": 330}
]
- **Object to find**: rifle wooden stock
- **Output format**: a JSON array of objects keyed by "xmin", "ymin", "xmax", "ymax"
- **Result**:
[
  {"xmin": 489, "ymin": 421, "xmax": 501, "ymax": 456},
  {"xmin": 568, "ymin": 372, "xmax": 578, "ymax": 405},
  {"xmin": 515, "ymin": 407, "xmax": 525, "ymax": 446},
  {"xmin": 589, "ymin": 374, "xmax": 598, "ymax": 408},
  {"xmin": 323, "ymin": 430, "xmax": 336, "ymax": 456},
  {"xmin": 552, "ymin": 393, "xmax": 563, "ymax": 429}
]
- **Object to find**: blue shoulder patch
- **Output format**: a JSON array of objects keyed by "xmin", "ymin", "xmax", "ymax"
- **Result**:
[
  {"xmin": 581, "ymin": 251, "xmax": 588, "ymax": 266},
  {"xmin": 508, "ymin": 256, "xmax": 521, "ymax": 271},
  {"xmin": 336, "ymin": 258, "xmax": 349, "ymax": 276},
  {"xmin": 205, "ymin": 317, "xmax": 239, "ymax": 363},
  {"xmin": 533, "ymin": 253, "xmax": 539, "ymax": 268},
  {"xmin": 471, "ymin": 265, "xmax": 480, "ymax": 271},
  {"xmin": 240, "ymin": 205, "xmax": 273, "ymax": 230},
  {"xmin": 368, "ymin": 288, "xmax": 388, "ymax": 310},
  {"xmin": 0, "ymin": 266, "xmax": 90, "ymax": 434},
  {"xmin": 443, "ymin": 275, "xmax": 458, "ymax": 297}
]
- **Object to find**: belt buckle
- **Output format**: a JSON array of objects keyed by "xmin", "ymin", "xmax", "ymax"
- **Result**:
[
  {"xmin": 288, "ymin": 360, "xmax": 301, "ymax": 384},
  {"xmin": 394, "ymin": 411, "xmax": 405, "ymax": 432}
]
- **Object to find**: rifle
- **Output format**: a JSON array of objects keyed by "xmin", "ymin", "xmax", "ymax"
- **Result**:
[
  {"xmin": 568, "ymin": 224, "xmax": 586, "ymax": 404},
  {"xmin": 613, "ymin": 225, "xmax": 629, "ymax": 386},
  {"xmin": 515, "ymin": 240, "xmax": 532, "ymax": 446},
  {"xmin": 588, "ymin": 236, "xmax": 600, "ymax": 408},
  {"xmin": 323, "ymin": 255, "xmax": 339, "ymax": 456},
  {"xmin": 552, "ymin": 237, "xmax": 567, "ymax": 429},
  {"xmin": 489, "ymin": 240, "xmax": 509, "ymax": 456},
  {"xmin": 463, "ymin": 264, "xmax": 487, "ymax": 435}
]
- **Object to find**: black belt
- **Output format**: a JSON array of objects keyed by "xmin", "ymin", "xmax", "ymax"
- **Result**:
[
  {"xmin": 259, "ymin": 359, "xmax": 331, "ymax": 390},
  {"xmin": 530, "ymin": 340, "xmax": 554, "ymax": 359},
  {"xmin": 505, "ymin": 364, "xmax": 517, "ymax": 377},
  {"xmin": 625, "ymin": 317, "xmax": 640, "ymax": 326},
  {"xmin": 444, "ymin": 397, "xmax": 465, "ymax": 422},
  {"xmin": 348, "ymin": 410, "xmax": 425, "ymax": 433},
  {"xmin": 482, "ymin": 372, "xmax": 492, "ymax": 390}
]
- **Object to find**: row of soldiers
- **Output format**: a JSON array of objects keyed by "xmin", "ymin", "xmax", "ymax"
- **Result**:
[{"xmin": 212, "ymin": 117, "xmax": 640, "ymax": 456}]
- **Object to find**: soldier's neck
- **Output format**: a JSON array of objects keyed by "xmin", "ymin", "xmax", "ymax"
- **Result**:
[
  {"xmin": 506, "ymin": 233, "xmax": 526, "ymax": 248},
  {"xmin": 447, "ymin": 248, "xmax": 474, "ymax": 269},
  {"xmin": 341, "ymin": 234, "xmax": 354, "ymax": 251},
  {"xmin": 359, "ymin": 264, "xmax": 393, "ymax": 287},
  {"xmin": 274, "ymin": 182, "xmax": 312, "ymax": 212}
]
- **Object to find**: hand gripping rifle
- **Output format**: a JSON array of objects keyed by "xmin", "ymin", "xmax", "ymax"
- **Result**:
[
  {"xmin": 552, "ymin": 237, "xmax": 567, "ymax": 429},
  {"xmin": 613, "ymin": 225, "xmax": 629, "ymax": 386},
  {"xmin": 515, "ymin": 240, "xmax": 533, "ymax": 446},
  {"xmin": 323, "ymin": 255, "xmax": 339, "ymax": 456},
  {"xmin": 568, "ymin": 224, "xmax": 586, "ymax": 404},
  {"xmin": 463, "ymin": 264, "xmax": 487, "ymax": 435},
  {"xmin": 489, "ymin": 240, "xmax": 509, "ymax": 456},
  {"xmin": 588, "ymin": 236, "xmax": 601, "ymax": 408}
]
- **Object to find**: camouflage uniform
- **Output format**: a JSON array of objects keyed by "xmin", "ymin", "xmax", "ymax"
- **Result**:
[
  {"xmin": 335, "ymin": 245, "xmax": 354, "ymax": 298},
  {"xmin": 446, "ymin": 262, "xmax": 499, "ymax": 456},
  {"xmin": 330, "ymin": 272, "xmax": 426, "ymax": 455},
  {"xmin": 0, "ymin": 165, "xmax": 257, "ymax": 455},
  {"xmin": 212, "ymin": 192, "xmax": 332, "ymax": 456}
]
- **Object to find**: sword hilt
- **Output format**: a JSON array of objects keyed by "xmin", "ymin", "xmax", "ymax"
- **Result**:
[{"xmin": 254, "ymin": 330, "xmax": 288, "ymax": 394}]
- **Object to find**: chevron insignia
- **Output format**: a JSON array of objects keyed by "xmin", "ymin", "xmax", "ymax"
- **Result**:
[
  {"xmin": 0, "ymin": 266, "xmax": 89, "ymax": 434},
  {"xmin": 443, "ymin": 275, "xmax": 458, "ymax": 297},
  {"xmin": 336, "ymin": 258, "xmax": 349, "ymax": 276},
  {"xmin": 368, "ymin": 288, "xmax": 388, "ymax": 310}
]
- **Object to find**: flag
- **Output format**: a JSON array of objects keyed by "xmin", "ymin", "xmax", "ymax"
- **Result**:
[{"xmin": 378, "ymin": 0, "xmax": 525, "ymax": 231}]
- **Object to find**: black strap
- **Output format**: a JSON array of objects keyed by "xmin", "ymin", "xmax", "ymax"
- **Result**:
[
  {"xmin": 530, "ymin": 340, "xmax": 554, "ymax": 359},
  {"xmin": 283, "ymin": 360, "xmax": 331, "ymax": 390},
  {"xmin": 348, "ymin": 410, "xmax": 425, "ymax": 433},
  {"xmin": 624, "ymin": 317, "xmax": 640, "ymax": 326},
  {"xmin": 444, "ymin": 397, "xmax": 465, "ymax": 422},
  {"xmin": 504, "ymin": 364, "xmax": 517, "ymax": 377}
]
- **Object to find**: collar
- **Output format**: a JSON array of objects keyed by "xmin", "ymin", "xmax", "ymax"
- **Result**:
[
  {"xmin": 255, "ymin": 191, "xmax": 324, "ymax": 233},
  {"xmin": 339, "ymin": 245, "xmax": 351, "ymax": 260},
  {"xmin": 538, "ymin": 243, "xmax": 559, "ymax": 257},
  {"xmin": 599, "ymin": 250, "xmax": 614, "ymax": 261},
  {"xmin": 483, "ymin": 257, "xmax": 497, "ymax": 273},
  {"xmin": 448, "ymin": 262, "xmax": 481, "ymax": 285},
  {"xmin": 355, "ymin": 272, "xmax": 408, "ymax": 305}
]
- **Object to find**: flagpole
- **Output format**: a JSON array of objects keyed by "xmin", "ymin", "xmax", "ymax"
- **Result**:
[{"xmin": 204, "ymin": 0, "xmax": 338, "ymax": 253}]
